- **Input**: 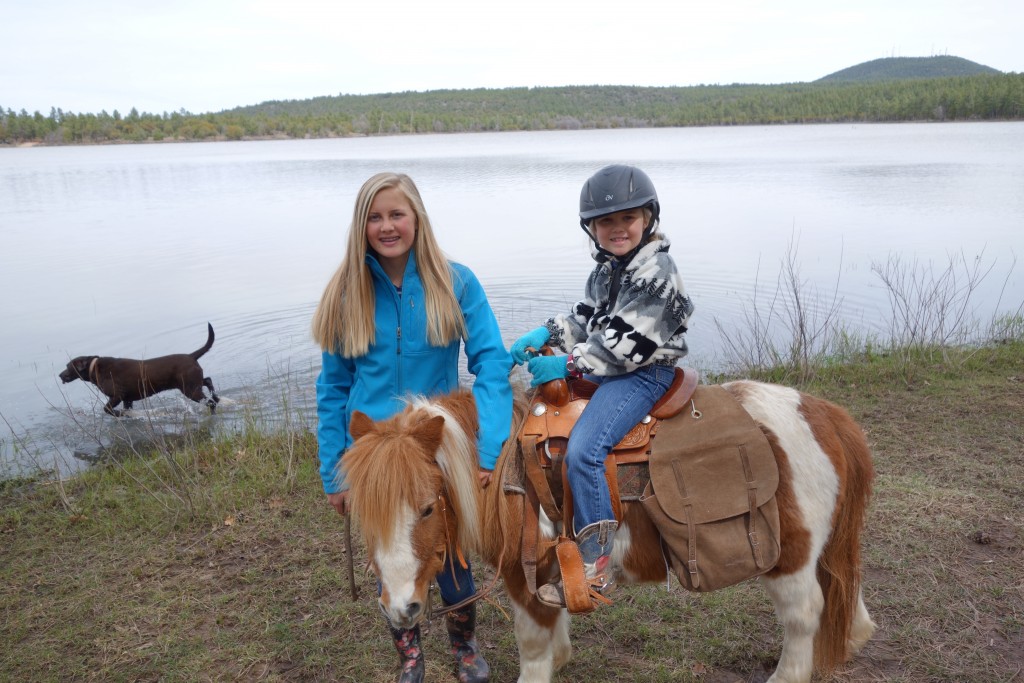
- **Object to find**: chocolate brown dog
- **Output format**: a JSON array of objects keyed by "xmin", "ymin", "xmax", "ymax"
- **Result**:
[{"xmin": 59, "ymin": 323, "xmax": 220, "ymax": 417}]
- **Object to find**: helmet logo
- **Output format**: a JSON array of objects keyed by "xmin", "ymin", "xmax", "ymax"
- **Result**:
[{"xmin": 604, "ymin": 194, "xmax": 614, "ymax": 201}]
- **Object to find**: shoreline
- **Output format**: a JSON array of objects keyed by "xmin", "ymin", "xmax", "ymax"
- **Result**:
[{"xmin": 4, "ymin": 118, "xmax": 1021, "ymax": 149}]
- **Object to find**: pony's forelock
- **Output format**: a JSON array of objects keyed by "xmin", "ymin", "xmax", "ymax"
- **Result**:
[{"xmin": 343, "ymin": 408, "xmax": 443, "ymax": 551}]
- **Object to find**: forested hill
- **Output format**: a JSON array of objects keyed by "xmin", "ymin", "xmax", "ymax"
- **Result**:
[
  {"xmin": 818, "ymin": 55, "xmax": 1002, "ymax": 82},
  {"xmin": 3, "ymin": 58, "xmax": 1022, "ymax": 145}
]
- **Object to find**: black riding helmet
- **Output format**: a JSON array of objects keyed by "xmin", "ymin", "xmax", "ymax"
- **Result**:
[
  {"xmin": 579, "ymin": 164, "xmax": 660, "ymax": 227},
  {"xmin": 578, "ymin": 165, "xmax": 661, "ymax": 259}
]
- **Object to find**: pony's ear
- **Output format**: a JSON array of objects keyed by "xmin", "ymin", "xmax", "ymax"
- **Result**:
[
  {"xmin": 412, "ymin": 414, "xmax": 446, "ymax": 455},
  {"xmin": 349, "ymin": 411, "xmax": 377, "ymax": 441}
]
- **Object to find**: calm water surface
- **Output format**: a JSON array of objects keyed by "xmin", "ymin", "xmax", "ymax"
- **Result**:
[{"xmin": 2, "ymin": 123, "xmax": 1022, "ymax": 476}]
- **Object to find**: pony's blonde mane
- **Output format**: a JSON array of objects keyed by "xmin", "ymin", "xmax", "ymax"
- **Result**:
[{"xmin": 409, "ymin": 393, "xmax": 482, "ymax": 551}]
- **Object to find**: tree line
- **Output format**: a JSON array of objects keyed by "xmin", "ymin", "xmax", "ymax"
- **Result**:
[{"xmin": 2, "ymin": 74, "xmax": 1022, "ymax": 146}]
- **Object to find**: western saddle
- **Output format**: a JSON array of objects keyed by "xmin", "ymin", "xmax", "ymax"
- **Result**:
[{"xmin": 516, "ymin": 366, "xmax": 699, "ymax": 610}]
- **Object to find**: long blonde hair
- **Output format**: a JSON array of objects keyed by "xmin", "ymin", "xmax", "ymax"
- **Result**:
[{"xmin": 312, "ymin": 172, "xmax": 466, "ymax": 356}]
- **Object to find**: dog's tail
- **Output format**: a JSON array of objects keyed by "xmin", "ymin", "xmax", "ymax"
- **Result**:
[{"xmin": 191, "ymin": 323, "xmax": 215, "ymax": 360}]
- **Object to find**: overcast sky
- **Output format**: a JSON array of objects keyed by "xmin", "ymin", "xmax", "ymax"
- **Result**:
[{"xmin": 3, "ymin": 0, "xmax": 1021, "ymax": 116}]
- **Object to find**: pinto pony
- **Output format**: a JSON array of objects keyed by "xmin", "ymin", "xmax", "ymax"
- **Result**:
[{"xmin": 343, "ymin": 382, "xmax": 876, "ymax": 683}]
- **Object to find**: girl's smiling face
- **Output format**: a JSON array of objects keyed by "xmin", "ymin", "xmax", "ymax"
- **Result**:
[
  {"xmin": 592, "ymin": 208, "xmax": 645, "ymax": 257},
  {"xmin": 366, "ymin": 187, "xmax": 417, "ymax": 282}
]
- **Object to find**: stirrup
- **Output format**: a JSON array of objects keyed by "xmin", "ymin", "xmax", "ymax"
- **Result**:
[
  {"xmin": 536, "ymin": 546, "xmax": 616, "ymax": 612},
  {"xmin": 535, "ymin": 577, "xmax": 614, "ymax": 610}
]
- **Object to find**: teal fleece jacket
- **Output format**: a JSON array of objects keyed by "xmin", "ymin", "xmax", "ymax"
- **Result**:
[{"xmin": 316, "ymin": 251, "xmax": 513, "ymax": 494}]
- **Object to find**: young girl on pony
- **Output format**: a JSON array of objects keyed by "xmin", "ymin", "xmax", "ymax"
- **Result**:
[
  {"xmin": 313, "ymin": 172, "xmax": 513, "ymax": 683},
  {"xmin": 511, "ymin": 164, "xmax": 695, "ymax": 608}
]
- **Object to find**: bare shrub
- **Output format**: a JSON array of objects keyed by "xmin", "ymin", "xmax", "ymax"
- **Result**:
[
  {"xmin": 872, "ymin": 251, "xmax": 993, "ymax": 353},
  {"xmin": 870, "ymin": 250, "xmax": 1024, "ymax": 383},
  {"xmin": 716, "ymin": 242, "xmax": 1021, "ymax": 384},
  {"xmin": 715, "ymin": 234, "xmax": 846, "ymax": 384}
]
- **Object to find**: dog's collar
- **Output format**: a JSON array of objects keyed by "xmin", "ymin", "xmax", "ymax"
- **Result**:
[{"xmin": 88, "ymin": 357, "xmax": 99, "ymax": 382}]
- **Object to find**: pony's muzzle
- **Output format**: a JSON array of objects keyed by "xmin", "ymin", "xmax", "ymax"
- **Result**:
[{"xmin": 379, "ymin": 598, "xmax": 424, "ymax": 629}]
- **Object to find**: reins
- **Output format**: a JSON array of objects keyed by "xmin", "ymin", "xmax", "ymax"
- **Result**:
[{"xmin": 427, "ymin": 490, "xmax": 506, "ymax": 619}]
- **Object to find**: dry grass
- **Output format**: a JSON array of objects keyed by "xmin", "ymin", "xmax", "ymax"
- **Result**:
[{"xmin": 2, "ymin": 343, "xmax": 1022, "ymax": 682}]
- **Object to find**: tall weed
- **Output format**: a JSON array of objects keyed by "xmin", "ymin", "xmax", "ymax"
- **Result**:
[
  {"xmin": 715, "ymin": 234, "xmax": 846, "ymax": 384},
  {"xmin": 717, "ymin": 243, "xmax": 1022, "ymax": 386}
]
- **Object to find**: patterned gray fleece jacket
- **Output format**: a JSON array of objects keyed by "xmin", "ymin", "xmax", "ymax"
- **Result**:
[{"xmin": 545, "ymin": 230, "xmax": 695, "ymax": 377}]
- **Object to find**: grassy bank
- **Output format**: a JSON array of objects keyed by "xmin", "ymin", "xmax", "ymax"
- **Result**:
[{"xmin": 2, "ymin": 338, "xmax": 1022, "ymax": 682}]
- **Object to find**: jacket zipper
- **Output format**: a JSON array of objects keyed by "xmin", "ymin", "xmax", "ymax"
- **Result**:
[{"xmin": 395, "ymin": 288, "xmax": 402, "ymax": 387}]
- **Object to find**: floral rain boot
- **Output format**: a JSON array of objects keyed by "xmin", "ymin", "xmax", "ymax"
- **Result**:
[
  {"xmin": 444, "ymin": 603, "xmax": 490, "ymax": 683},
  {"xmin": 389, "ymin": 624, "xmax": 425, "ymax": 683}
]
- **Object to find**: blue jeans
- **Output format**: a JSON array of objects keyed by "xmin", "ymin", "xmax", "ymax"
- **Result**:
[
  {"xmin": 436, "ymin": 556, "xmax": 477, "ymax": 604},
  {"xmin": 566, "ymin": 364, "xmax": 676, "ymax": 534}
]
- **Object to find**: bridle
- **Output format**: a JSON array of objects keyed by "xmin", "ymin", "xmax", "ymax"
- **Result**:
[{"xmin": 426, "ymin": 490, "xmax": 505, "ymax": 619}]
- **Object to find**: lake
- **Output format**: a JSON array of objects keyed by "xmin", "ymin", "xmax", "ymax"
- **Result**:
[{"xmin": 1, "ymin": 123, "xmax": 1022, "ymax": 477}]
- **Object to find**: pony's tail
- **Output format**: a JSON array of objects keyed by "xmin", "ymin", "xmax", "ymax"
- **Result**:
[{"xmin": 813, "ymin": 400, "xmax": 875, "ymax": 672}]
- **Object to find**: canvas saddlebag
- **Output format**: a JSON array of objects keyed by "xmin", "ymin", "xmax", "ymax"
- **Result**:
[{"xmin": 640, "ymin": 385, "xmax": 781, "ymax": 592}]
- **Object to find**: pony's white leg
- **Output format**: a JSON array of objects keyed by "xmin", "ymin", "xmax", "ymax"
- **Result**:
[
  {"xmin": 761, "ymin": 568, "xmax": 823, "ymax": 683},
  {"xmin": 551, "ymin": 609, "xmax": 572, "ymax": 669},
  {"xmin": 848, "ymin": 588, "xmax": 877, "ymax": 656},
  {"xmin": 513, "ymin": 603, "xmax": 559, "ymax": 683}
]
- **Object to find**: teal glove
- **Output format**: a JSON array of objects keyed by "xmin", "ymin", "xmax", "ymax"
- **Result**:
[
  {"xmin": 510, "ymin": 326, "xmax": 551, "ymax": 365},
  {"xmin": 527, "ymin": 355, "xmax": 569, "ymax": 387}
]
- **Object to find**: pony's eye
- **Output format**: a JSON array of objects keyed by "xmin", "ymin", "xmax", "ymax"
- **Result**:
[{"xmin": 421, "ymin": 504, "xmax": 434, "ymax": 519}]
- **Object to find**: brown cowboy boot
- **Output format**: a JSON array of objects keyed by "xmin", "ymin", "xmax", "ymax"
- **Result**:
[
  {"xmin": 389, "ymin": 623, "xmax": 425, "ymax": 683},
  {"xmin": 537, "ymin": 520, "xmax": 618, "ymax": 609},
  {"xmin": 445, "ymin": 603, "xmax": 490, "ymax": 683}
]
